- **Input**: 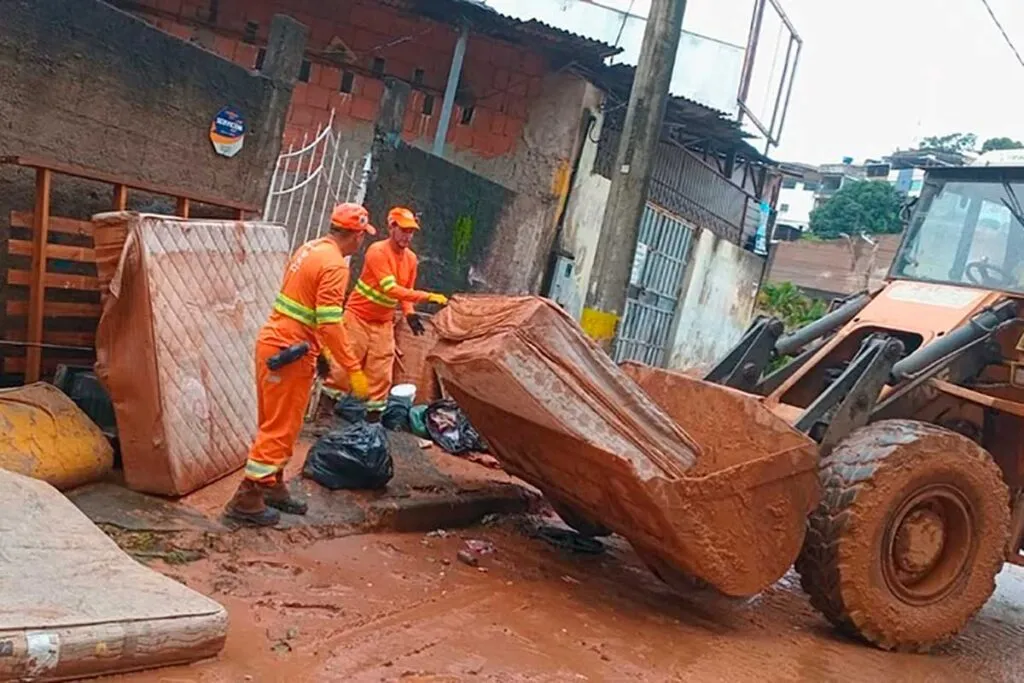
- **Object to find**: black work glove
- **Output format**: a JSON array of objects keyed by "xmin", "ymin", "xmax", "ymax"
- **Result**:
[
  {"xmin": 407, "ymin": 313, "xmax": 426, "ymax": 336},
  {"xmin": 316, "ymin": 354, "xmax": 331, "ymax": 379}
]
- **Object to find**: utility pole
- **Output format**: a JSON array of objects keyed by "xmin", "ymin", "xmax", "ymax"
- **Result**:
[{"xmin": 583, "ymin": 0, "xmax": 686, "ymax": 350}]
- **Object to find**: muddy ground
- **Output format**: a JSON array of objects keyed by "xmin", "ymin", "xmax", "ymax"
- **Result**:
[{"xmin": 107, "ymin": 518, "xmax": 1024, "ymax": 683}]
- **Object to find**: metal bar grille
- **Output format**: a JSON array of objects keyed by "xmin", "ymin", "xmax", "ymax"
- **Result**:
[
  {"xmin": 263, "ymin": 110, "xmax": 371, "ymax": 247},
  {"xmin": 613, "ymin": 204, "xmax": 694, "ymax": 366}
]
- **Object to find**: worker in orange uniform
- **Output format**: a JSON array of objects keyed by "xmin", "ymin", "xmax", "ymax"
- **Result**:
[
  {"xmin": 344, "ymin": 207, "xmax": 448, "ymax": 417},
  {"xmin": 226, "ymin": 203, "xmax": 376, "ymax": 527}
]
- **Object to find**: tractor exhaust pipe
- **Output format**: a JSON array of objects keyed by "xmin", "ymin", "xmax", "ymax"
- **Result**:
[{"xmin": 775, "ymin": 292, "xmax": 872, "ymax": 357}]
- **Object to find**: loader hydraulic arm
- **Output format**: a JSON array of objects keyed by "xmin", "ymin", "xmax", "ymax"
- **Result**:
[{"xmin": 704, "ymin": 291, "xmax": 872, "ymax": 394}]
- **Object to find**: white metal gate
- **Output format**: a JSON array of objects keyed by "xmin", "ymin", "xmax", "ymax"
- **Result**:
[
  {"xmin": 613, "ymin": 204, "xmax": 694, "ymax": 366},
  {"xmin": 263, "ymin": 110, "xmax": 372, "ymax": 250}
]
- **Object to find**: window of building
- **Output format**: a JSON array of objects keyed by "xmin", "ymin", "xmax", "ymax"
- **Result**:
[
  {"xmin": 779, "ymin": 203, "xmax": 790, "ymax": 213},
  {"xmin": 255, "ymin": 47, "xmax": 266, "ymax": 70},
  {"xmin": 822, "ymin": 175, "xmax": 843, "ymax": 192},
  {"xmin": 298, "ymin": 59, "xmax": 311, "ymax": 83},
  {"xmin": 459, "ymin": 106, "xmax": 475, "ymax": 125},
  {"xmin": 422, "ymin": 94, "xmax": 435, "ymax": 116},
  {"xmin": 412, "ymin": 68, "xmax": 425, "ymax": 86},
  {"xmin": 371, "ymin": 57, "xmax": 386, "ymax": 78},
  {"xmin": 340, "ymin": 70, "xmax": 355, "ymax": 94},
  {"xmin": 781, "ymin": 178, "xmax": 798, "ymax": 189}
]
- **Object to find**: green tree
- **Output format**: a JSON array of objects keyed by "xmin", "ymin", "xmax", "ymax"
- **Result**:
[
  {"xmin": 920, "ymin": 132, "xmax": 977, "ymax": 152},
  {"xmin": 809, "ymin": 180, "xmax": 904, "ymax": 238},
  {"xmin": 757, "ymin": 282, "xmax": 827, "ymax": 332},
  {"xmin": 981, "ymin": 136, "xmax": 1024, "ymax": 152}
]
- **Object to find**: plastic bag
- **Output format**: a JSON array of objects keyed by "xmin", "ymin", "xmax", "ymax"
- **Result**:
[
  {"xmin": 381, "ymin": 397, "xmax": 411, "ymax": 431},
  {"xmin": 333, "ymin": 393, "xmax": 367, "ymax": 423},
  {"xmin": 303, "ymin": 422, "xmax": 393, "ymax": 490},
  {"xmin": 425, "ymin": 399, "xmax": 488, "ymax": 454},
  {"xmin": 409, "ymin": 404, "xmax": 429, "ymax": 438}
]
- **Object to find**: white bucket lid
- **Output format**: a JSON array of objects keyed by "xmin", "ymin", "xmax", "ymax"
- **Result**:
[{"xmin": 390, "ymin": 383, "xmax": 417, "ymax": 400}]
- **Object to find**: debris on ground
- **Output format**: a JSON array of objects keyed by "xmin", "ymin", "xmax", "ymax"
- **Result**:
[
  {"xmin": 456, "ymin": 538, "xmax": 496, "ymax": 568},
  {"xmin": 464, "ymin": 539, "xmax": 496, "ymax": 555},
  {"xmin": 456, "ymin": 549, "xmax": 479, "ymax": 567},
  {"xmin": 303, "ymin": 422, "xmax": 393, "ymax": 490},
  {"xmin": 527, "ymin": 523, "xmax": 606, "ymax": 555},
  {"xmin": 425, "ymin": 399, "xmax": 488, "ymax": 455}
]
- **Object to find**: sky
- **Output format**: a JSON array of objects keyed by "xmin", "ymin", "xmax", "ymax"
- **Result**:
[
  {"xmin": 483, "ymin": 0, "xmax": 1024, "ymax": 165},
  {"xmin": 773, "ymin": 0, "xmax": 1024, "ymax": 164}
]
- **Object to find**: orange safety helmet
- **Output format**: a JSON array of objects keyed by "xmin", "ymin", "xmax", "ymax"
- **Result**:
[
  {"xmin": 388, "ymin": 206, "xmax": 420, "ymax": 230},
  {"xmin": 330, "ymin": 203, "xmax": 376, "ymax": 235}
]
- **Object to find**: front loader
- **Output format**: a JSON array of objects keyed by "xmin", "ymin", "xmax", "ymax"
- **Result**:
[
  {"xmin": 428, "ymin": 165, "xmax": 1024, "ymax": 654},
  {"xmin": 703, "ymin": 163, "xmax": 1024, "ymax": 651}
]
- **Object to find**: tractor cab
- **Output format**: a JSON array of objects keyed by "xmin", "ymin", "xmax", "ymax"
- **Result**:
[{"xmin": 894, "ymin": 166, "xmax": 1024, "ymax": 295}]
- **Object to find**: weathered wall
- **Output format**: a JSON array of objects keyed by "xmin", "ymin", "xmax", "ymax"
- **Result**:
[
  {"xmin": 361, "ymin": 141, "xmax": 512, "ymax": 295},
  {"xmin": 127, "ymin": 0, "xmax": 556, "ymax": 166},
  {"xmin": 0, "ymin": 0, "xmax": 299, "ymax": 207},
  {"xmin": 767, "ymin": 233, "xmax": 901, "ymax": 299},
  {"xmin": 124, "ymin": 0, "xmax": 598, "ymax": 295},
  {"xmin": 475, "ymin": 75, "xmax": 602, "ymax": 294},
  {"xmin": 667, "ymin": 229, "xmax": 764, "ymax": 372},
  {"xmin": 559, "ymin": 111, "xmax": 611, "ymax": 319}
]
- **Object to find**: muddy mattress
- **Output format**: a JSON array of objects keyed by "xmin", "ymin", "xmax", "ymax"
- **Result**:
[
  {"xmin": 95, "ymin": 213, "xmax": 290, "ymax": 495},
  {"xmin": 0, "ymin": 469, "xmax": 227, "ymax": 681},
  {"xmin": 429, "ymin": 296, "xmax": 819, "ymax": 596}
]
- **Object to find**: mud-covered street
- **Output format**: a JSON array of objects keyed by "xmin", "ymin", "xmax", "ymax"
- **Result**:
[{"xmin": 112, "ymin": 521, "xmax": 1024, "ymax": 683}]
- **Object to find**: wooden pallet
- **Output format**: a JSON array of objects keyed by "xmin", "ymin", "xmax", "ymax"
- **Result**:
[{"xmin": 2, "ymin": 211, "xmax": 100, "ymax": 381}]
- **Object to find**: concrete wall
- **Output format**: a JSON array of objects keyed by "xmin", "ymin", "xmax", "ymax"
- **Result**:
[
  {"xmin": 362, "ymin": 141, "xmax": 512, "ymax": 295},
  {"xmin": 1, "ymin": 0, "xmax": 298, "ymax": 207},
  {"xmin": 559, "ymin": 111, "xmax": 611, "ymax": 319},
  {"xmin": 667, "ymin": 229, "xmax": 764, "ymax": 372}
]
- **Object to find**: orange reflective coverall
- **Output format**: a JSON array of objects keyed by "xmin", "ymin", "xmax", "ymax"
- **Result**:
[
  {"xmin": 344, "ymin": 240, "xmax": 430, "ymax": 411},
  {"xmin": 244, "ymin": 238, "xmax": 361, "ymax": 482}
]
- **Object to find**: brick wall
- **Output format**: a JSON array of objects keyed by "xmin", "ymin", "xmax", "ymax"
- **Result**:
[{"xmin": 128, "ymin": 0, "xmax": 550, "ymax": 162}]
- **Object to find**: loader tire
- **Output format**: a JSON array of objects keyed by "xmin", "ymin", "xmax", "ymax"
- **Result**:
[
  {"xmin": 796, "ymin": 420, "xmax": 1010, "ymax": 652},
  {"xmin": 550, "ymin": 500, "xmax": 612, "ymax": 538}
]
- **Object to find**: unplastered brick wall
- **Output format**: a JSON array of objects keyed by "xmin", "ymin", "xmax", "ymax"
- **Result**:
[{"xmin": 128, "ymin": 0, "xmax": 550, "ymax": 161}]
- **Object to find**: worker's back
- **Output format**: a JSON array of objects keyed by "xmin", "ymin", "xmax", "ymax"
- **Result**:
[{"xmin": 260, "ymin": 237, "xmax": 346, "ymax": 352}]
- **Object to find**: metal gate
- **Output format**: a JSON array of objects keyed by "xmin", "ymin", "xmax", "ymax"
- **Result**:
[
  {"xmin": 613, "ymin": 204, "xmax": 694, "ymax": 366},
  {"xmin": 263, "ymin": 110, "xmax": 371, "ymax": 250}
]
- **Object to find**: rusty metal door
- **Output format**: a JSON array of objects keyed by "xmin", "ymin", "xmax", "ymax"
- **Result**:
[{"xmin": 613, "ymin": 204, "xmax": 694, "ymax": 366}]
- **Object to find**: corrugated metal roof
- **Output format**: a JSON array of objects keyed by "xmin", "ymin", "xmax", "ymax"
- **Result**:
[{"xmin": 381, "ymin": 0, "xmax": 622, "ymax": 62}]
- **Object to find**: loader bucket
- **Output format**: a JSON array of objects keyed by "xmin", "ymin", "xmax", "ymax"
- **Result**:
[{"xmin": 429, "ymin": 296, "xmax": 819, "ymax": 597}]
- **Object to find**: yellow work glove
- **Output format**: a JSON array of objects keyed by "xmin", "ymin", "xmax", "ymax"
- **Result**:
[
  {"xmin": 348, "ymin": 369, "xmax": 370, "ymax": 400},
  {"xmin": 427, "ymin": 292, "xmax": 449, "ymax": 306}
]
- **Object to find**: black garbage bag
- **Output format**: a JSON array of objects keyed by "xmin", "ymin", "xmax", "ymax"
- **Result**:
[
  {"xmin": 381, "ymin": 397, "xmax": 411, "ymax": 431},
  {"xmin": 303, "ymin": 422, "xmax": 393, "ymax": 490},
  {"xmin": 333, "ymin": 393, "xmax": 367, "ymax": 423},
  {"xmin": 425, "ymin": 399, "xmax": 488, "ymax": 455}
]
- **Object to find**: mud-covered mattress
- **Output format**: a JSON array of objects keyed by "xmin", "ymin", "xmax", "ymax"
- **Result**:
[
  {"xmin": 429, "ymin": 295, "xmax": 819, "ymax": 596},
  {"xmin": 0, "ymin": 469, "xmax": 227, "ymax": 681},
  {"xmin": 95, "ymin": 213, "xmax": 289, "ymax": 495}
]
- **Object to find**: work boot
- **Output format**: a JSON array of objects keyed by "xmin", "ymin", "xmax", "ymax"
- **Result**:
[
  {"xmin": 225, "ymin": 479, "xmax": 280, "ymax": 527},
  {"xmin": 263, "ymin": 473, "xmax": 308, "ymax": 515}
]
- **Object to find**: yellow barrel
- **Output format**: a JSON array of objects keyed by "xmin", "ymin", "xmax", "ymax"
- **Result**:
[{"xmin": 0, "ymin": 382, "xmax": 114, "ymax": 490}]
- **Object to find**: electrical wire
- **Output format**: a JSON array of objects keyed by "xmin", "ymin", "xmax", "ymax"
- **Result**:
[{"xmin": 979, "ymin": 0, "xmax": 1024, "ymax": 70}]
